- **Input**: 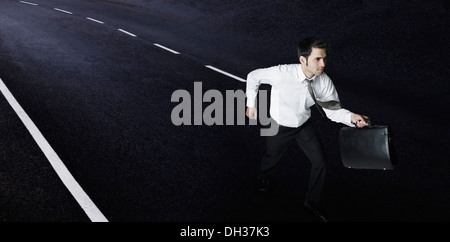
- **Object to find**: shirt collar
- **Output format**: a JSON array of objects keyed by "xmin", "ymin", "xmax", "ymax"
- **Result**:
[{"xmin": 297, "ymin": 64, "xmax": 316, "ymax": 83}]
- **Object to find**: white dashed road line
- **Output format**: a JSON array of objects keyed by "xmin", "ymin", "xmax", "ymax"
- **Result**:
[
  {"xmin": 86, "ymin": 17, "xmax": 105, "ymax": 24},
  {"xmin": 118, "ymin": 28, "xmax": 137, "ymax": 37},
  {"xmin": 19, "ymin": 1, "xmax": 38, "ymax": 6},
  {"xmin": 0, "ymin": 78, "xmax": 108, "ymax": 222},
  {"xmin": 205, "ymin": 65, "xmax": 246, "ymax": 82},
  {"xmin": 16, "ymin": 0, "xmax": 246, "ymax": 85},
  {"xmin": 153, "ymin": 43, "xmax": 180, "ymax": 55},
  {"xmin": 54, "ymin": 8, "xmax": 73, "ymax": 15}
]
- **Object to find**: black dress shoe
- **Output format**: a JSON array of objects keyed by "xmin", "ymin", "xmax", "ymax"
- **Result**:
[
  {"xmin": 304, "ymin": 200, "xmax": 330, "ymax": 222},
  {"xmin": 258, "ymin": 178, "xmax": 270, "ymax": 192}
]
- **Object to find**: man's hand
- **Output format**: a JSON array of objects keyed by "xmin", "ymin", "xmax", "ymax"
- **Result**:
[
  {"xmin": 246, "ymin": 107, "xmax": 257, "ymax": 120},
  {"xmin": 351, "ymin": 113, "xmax": 370, "ymax": 128}
]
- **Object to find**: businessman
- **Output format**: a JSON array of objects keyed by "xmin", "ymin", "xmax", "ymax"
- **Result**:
[{"xmin": 245, "ymin": 37, "xmax": 369, "ymax": 222}]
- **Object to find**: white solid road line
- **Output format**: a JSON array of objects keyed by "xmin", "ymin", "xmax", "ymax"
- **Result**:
[
  {"xmin": 0, "ymin": 78, "xmax": 108, "ymax": 222},
  {"xmin": 153, "ymin": 43, "xmax": 180, "ymax": 54},
  {"xmin": 204, "ymin": 65, "xmax": 246, "ymax": 82},
  {"xmin": 86, "ymin": 17, "xmax": 105, "ymax": 24},
  {"xmin": 19, "ymin": 1, "xmax": 38, "ymax": 6},
  {"xmin": 54, "ymin": 8, "xmax": 73, "ymax": 14},
  {"xmin": 118, "ymin": 28, "xmax": 137, "ymax": 37},
  {"xmin": 10, "ymin": 0, "xmax": 246, "ymax": 221}
]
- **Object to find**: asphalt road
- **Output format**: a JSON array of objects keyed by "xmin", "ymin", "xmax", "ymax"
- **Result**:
[{"xmin": 0, "ymin": 0, "xmax": 449, "ymax": 227}]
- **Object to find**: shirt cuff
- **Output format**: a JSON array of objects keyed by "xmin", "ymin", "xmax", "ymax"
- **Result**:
[
  {"xmin": 344, "ymin": 112, "xmax": 354, "ymax": 127},
  {"xmin": 246, "ymin": 94, "xmax": 257, "ymax": 108}
]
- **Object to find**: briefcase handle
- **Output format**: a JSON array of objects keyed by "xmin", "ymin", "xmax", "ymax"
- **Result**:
[{"xmin": 351, "ymin": 118, "xmax": 372, "ymax": 128}]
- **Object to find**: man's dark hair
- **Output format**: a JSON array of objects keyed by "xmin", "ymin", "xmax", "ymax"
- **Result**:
[{"xmin": 297, "ymin": 37, "xmax": 327, "ymax": 59}]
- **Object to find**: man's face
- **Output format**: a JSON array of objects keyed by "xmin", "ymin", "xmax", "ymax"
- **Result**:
[{"xmin": 301, "ymin": 47, "xmax": 327, "ymax": 77}]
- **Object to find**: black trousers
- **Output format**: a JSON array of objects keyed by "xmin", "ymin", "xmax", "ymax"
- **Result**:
[{"xmin": 259, "ymin": 119, "xmax": 327, "ymax": 207}]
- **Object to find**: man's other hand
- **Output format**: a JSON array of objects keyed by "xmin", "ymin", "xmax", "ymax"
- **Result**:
[{"xmin": 246, "ymin": 107, "xmax": 257, "ymax": 120}]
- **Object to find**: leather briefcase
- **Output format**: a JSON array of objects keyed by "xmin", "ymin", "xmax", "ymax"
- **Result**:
[{"xmin": 339, "ymin": 123, "xmax": 396, "ymax": 170}]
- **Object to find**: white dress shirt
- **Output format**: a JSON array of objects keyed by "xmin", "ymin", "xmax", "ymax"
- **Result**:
[{"xmin": 246, "ymin": 64, "xmax": 354, "ymax": 128}]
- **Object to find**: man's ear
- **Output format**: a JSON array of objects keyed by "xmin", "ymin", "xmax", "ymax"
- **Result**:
[{"xmin": 299, "ymin": 56, "xmax": 306, "ymax": 65}]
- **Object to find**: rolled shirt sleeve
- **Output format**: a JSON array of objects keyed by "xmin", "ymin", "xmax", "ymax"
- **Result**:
[{"xmin": 323, "ymin": 108, "xmax": 354, "ymax": 127}]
